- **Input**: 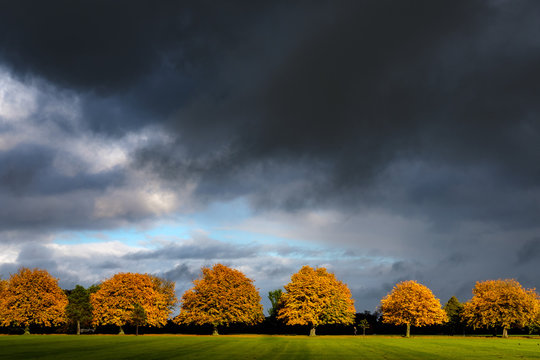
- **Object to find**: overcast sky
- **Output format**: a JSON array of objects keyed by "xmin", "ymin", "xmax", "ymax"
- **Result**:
[{"xmin": 0, "ymin": 0, "xmax": 539, "ymax": 313}]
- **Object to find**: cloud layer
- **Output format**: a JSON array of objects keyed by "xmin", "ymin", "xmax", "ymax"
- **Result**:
[{"xmin": 0, "ymin": 1, "xmax": 539, "ymax": 311}]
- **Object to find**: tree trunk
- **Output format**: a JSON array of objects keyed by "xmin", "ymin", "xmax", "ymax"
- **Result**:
[
  {"xmin": 405, "ymin": 323, "xmax": 411, "ymax": 338},
  {"xmin": 118, "ymin": 326, "xmax": 125, "ymax": 335},
  {"xmin": 363, "ymin": 327, "xmax": 366, "ymax": 336},
  {"xmin": 212, "ymin": 325, "xmax": 219, "ymax": 336},
  {"xmin": 77, "ymin": 320, "xmax": 81, "ymax": 335},
  {"xmin": 309, "ymin": 326, "xmax": 316, "ymax": 336},
  {"xmin": 502, "ymin": 327, "xmax": 508, "ymax": 338},
  {"xmin": 136, "ymin": 325, "xmax": 139, "ymax": 336},
  {"xmin": 24, "ymin": 326, "xmax": 30, "ymax": 335}
]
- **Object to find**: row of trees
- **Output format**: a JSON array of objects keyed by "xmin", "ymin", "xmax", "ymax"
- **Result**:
[
  {"xmin": 1, "ymin": 265, "xmax": 539, "ymax": 337},
  {"xmin": 380, "ymin": 279, "xmax": 540, "ymax": 337}
]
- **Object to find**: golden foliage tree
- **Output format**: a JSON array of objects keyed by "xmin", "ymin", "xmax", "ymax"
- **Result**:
[
  {"xmin": 0, "ymin": 267, "xmax": 68, "ymax": 334},
  {"xmin": 277, "ymin": 265, "xmax": 356, "ymax": 336},
  {"xmin": 90, "ymin": 273, "xmax": 177, "ymax": 334},
  {"xmin": 380, "ymin": 280, "xmax": 447, "ymax": 337},
  {"xmin": 149, "ymin": 275, "xmax": 177, "ymax": 312},
  {"xmin": 0, "ymin": 278, "xmax": 6, "ymax": 296},
  {"xmin": 462, "ymin": 279, "xmax": 539, "ymax": 338},
  {"xmin": 174, "ymin": 264, "xmax": 264, "ymax": 335}
]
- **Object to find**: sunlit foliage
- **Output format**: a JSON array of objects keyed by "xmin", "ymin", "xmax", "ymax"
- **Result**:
[
  {"xmin": 90, "ymin": 273, "xmax": 176, "ymax": 333},
  {"xmin": 174, "ymin": 264, "xmax": 264, "ymax": 335},
  {"xmin": 462, "ymin": 279, "xmax": 539, "ymax": 337},
  {"xmin": 0, "ymin": 278, "xmax": 6, "ymax": 294},
  {"xmin": 380, "ymin": 280, "xmax": 447, "ymax": 337},
  {"xmin": 277, "ymin": 265, "xmax": 356, "ymax": 336},
  {"xmin": 0, "ymin": 268, "xmax": 68, "ymax": 332},
  {"xmin": 149, "ymin": 275, "xmax": 177, "ymax": 311}
]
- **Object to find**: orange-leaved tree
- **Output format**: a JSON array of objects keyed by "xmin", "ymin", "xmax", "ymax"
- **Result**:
[
  {"xmin": 90, "ymin": 273, "xmax": 177, "ymax": 334},
  {"xmin": 0, "ymin": 267, "xmax": 68, "ymax": 334},
  {"xmin": 277, "ymin": 265, "xmax": 356, "ymax": 336},
  {"xmin": 380, "ymin": 280, "xmax": 447, "ymax": 337},
  {"xmin": 174, "ymin": 264, "xmax": 264, "ymax": 335},
  {"xmin": 462, "ymin": 279, "xmax": 539, "ymax": 338},
  {"xmin": 0, "ymin": 278, "xmax": 5, "ymax": 296},
  {"xmin": 149, "ymin": 275, "xmax": 177, "ymax": 312}
]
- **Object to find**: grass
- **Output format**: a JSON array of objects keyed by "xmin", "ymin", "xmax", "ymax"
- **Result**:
[{"xmin": 0, "ymin": 335, "xmax": 539, "ymax": 359}]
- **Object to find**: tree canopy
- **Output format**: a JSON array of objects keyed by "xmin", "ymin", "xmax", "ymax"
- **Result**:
[
  {"xmin": 0, "ymin": 279, "xmax": 6, "ymax": 294},
  {"xmin": 443, "ymin": 296, "xmax": 464, "ymax": 335},
  {"xmin": 174, "ymin": 263, "xmax": 264, "ymax": 335},
  {"xmin": 130, "ymin": 303, "xmax": 147, "ymax": 336},
  {"xmin": 267, "ymin": 289, "xmax": 283, "ymax": 318},
  {"xmin": 462, "ymin": 279, "xmax": 539, "ymax": 337},
  {"xmin": 90, "ymin": 273, "xmax": 176, "ymax": 334},
  {"xmin": 0, "ymin": 267, "xmax": 68, "ymax": 333},
  {"xmin": 149, "ymin": 275, "xmax": 177, "ymax": 312},
  {"xmin": 277, "ymin": 265, "xmax": 356, "ymax": 336},
  {"xmin": 380, "ymin": 280, "xmax": 447, "ymax": 337},
  {"xmin": 66, "ymin": 284, "xmax": 99, "ymax": 335}
]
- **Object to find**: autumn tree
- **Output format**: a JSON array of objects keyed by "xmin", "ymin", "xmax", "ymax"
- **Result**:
[
  {"xmin": 174, "ymin": 264, "xmax": 264, "ymax": 335},
  {"xmin": 462, "ymin": 279, "xmax": 539, "ymax": 338},
  {"xmin": 443, "ymin": 296, "xmax": 464, "ymax": 335},
  {"xmin": 149, "ymin": 275, "xmax": 177, "ymax": 312},
  {"xmin": 277, "ymin": 265, "xmax": 356, "ymax": 336},
  {"xmin": 0, "ymin": 278, "xmax": 6, "ymax": 325},
  {"xmin": 380, "ymin": 280, "xmax": 447, "ymax": 337},
  {"xmin": 0, "ymin": 268, "xmax": 68, "ymax": 334},
  {"xmin": 90, "ymin": 273, "xmax": 176, "ymax": 334},
  {"xmin": 66, "ymin": 284, "xmax": 99, "ymax": 335},
  {"xmin": 529, "ymin": 307, "xmax": 540, "ymax": 335}
]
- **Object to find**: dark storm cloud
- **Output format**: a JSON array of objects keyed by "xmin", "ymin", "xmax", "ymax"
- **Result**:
[
  {"xmin": 0, "ymin": 1, "xmax": 186, "ymax": 92},
  {"xmin": 0, "ymin": 143, "xmax": 128, "ymax": 231},
  {"xmin": 0, "ymin": 144, "xmax": 124, "ymax": 196},
  {"xmin": 2, "ymin": 1, "xmax": 540, "ymax": 225},
  {"xmin": 128, "ymin": 0, "xmax": 540, "ymax": 228},
  {"xmin": 516, "ymin": 238, "xmax": 540, "ymax": 265},
  {"xmin": 0, "ymin": 0, "xmax": 272, "ymax": 133}
]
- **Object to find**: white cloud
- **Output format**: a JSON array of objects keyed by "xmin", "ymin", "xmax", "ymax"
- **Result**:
[
  {"xmin": 0, "ymin": 69, "xmax": 38, "ymax": 122},
  {"xmin": 0, "ymin": 68, "xmax": 196, "ymax": 231}
]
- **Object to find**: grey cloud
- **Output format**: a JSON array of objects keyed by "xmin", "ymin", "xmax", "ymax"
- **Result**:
[
  {"xmin": 161, "ymin": 264, "xmax": 199, "ymax": 283},
  {"xmin": 516, "ymin": 238, "xmax": 540, "ymax": 265},
  {"xmin": 0, "ymin": 144, "xmax": 124, "ymax": 196},
  {"xmin": 1, "ymin": 0, "xmax": 539, "ymax": 231},
  {"xmin": 16, "ymin": 243, "xmax": 57, "ymax": 268},
  {"xmin": 0, "ymin": 263, "xmax": 20, "ymax": 279},
  {"xmin": 95, "ymin": 261, "xmax": 122, "ymax": 270},
  {"xmin": 131, "ymin": 1, "xmax": 540, "ymax": 231},
  {"xmin": 125, "ymin": 237, "xmax": 259, "ymax": 261},
  {"xmin": 6, "ymin": 242, "xmax": 79, "ymax": 289}
]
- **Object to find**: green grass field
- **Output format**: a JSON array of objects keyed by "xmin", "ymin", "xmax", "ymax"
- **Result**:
[{"xmin": 1, "ymin": 335, "xmax": 539, "ymax": 360}]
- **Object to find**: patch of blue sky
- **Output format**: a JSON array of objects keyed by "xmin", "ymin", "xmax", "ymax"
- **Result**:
[
  {"xmin": 189, "ymin": 197, "xmax": 252, "ymax": 227},
  {"xmin": 54, "ymin": 228, "xmax": 144, "ymax": 246},
  {"xmin": 53, "ymin": 197, "xmax": 395, "ymax": 267},
  {"xmin": 53, "ymin": 198, "xmax": 251, "ymax": 246}
]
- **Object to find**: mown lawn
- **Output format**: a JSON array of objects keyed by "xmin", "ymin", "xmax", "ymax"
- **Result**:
[{"xmin": 0, "ymin": 335, "xmax": 539, "ymax": 360}]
